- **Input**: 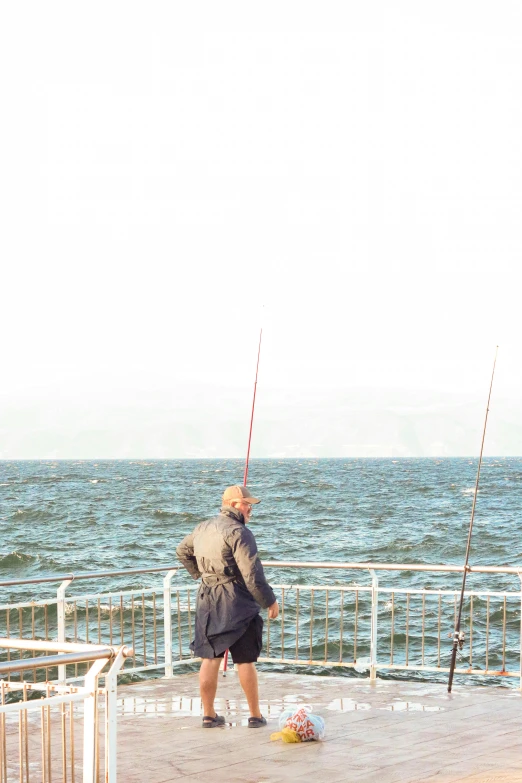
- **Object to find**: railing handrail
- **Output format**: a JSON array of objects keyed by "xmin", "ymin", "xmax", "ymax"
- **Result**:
[
  {"xmin": 0, "ymin": 638, "xmax": 120, "ymax": 654},
  {"xmin": 0, "ymin": 639, "xmax": 132, "ymax": 675},
  {"xmin": 262, "ymin": 560, "xmax": 522, "ymax": 575},
  {"xmin": 0, "ymin": 648, "xmax": 115, "ymax": 675},
  {"xmin": 0, "ymin": 564, "xmax": 181, "ymax": 587},
  {"xmin": 0, "ymin": 641, "xmax": 129, "ymax": 781},
  {"xmin": 1, "ymin": 559, "xmax": 522, "ymax": 588}
]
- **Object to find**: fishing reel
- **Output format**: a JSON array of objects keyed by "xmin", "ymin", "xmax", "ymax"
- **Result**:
[{"xmin": 448, "ymin": 630, "xmax": 465, "ymax": 650}]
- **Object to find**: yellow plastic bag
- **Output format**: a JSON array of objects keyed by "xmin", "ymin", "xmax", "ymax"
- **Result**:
[{"xmin": 270, "ymin": 727, "xmax": 302, "ymax": 743}]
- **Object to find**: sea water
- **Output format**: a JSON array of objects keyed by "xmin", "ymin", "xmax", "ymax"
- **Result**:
[
  {"xmin": 1, "ymin": 458, "xmax": 521, "ymax": 683},
  {"xmin": 1, "ymin": 458, "xmax": 521, "ymax": 588}
]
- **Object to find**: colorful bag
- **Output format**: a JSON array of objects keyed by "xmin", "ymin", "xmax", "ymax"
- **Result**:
[{"xmin": 270, "ymin": 704, "xmax": 325, "ymax": 743}]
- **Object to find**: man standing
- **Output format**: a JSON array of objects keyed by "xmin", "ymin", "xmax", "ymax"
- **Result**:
[{"xmin": 176, "ymin": 485, "xmax": 279, "ymax": 728}]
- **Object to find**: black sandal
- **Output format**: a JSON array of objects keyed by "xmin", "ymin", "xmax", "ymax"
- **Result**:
[
  {"xmin": 202, "ymin": 714, "xmax": 225, "ymax": 728},
  {"xmin": 248, "ymin": 716, "xmax": 267, "ymax": 728}
]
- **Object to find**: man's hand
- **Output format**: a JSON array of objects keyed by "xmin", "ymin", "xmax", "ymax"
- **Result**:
[{"xmin": 268, "ymin": 601, "xmax": 279, "ymax": 619}]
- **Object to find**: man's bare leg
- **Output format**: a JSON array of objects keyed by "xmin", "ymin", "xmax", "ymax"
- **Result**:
[
  {"xmin": 236, "ymin": 662, "xmax": 262, "ymax": 718},
  {"xmin": 199, "ymin": 658, "xmax": 222, "ymax": 717}
]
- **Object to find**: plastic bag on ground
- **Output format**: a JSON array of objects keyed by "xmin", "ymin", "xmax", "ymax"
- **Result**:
[{"xmin": 270, "ymin": 704, "xmax": 325, "ymax": 743}]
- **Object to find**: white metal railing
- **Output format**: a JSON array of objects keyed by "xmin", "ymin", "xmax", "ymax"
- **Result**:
[
  {"xmin": 1, "ymin": 561, "xmax": 521, "ymax": 687},
  {"xmin": 0, "ymin": 639, "xmax": 131, "ymax": 782}
]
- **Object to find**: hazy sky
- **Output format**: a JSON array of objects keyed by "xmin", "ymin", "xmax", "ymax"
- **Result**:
[{"xmin": 1, "ymin": 2, "xmax": 521, "ymax": 458}]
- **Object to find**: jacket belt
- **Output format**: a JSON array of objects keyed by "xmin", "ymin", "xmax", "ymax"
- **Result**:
[{"xmin": 200, "ymin": 573, "xmax": 236, "ymax": 586}]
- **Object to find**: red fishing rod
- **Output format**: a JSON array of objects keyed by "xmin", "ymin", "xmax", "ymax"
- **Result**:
[
  {"xmin": 243, "ymin": 328, "xmax": 262, "ymax": 485},
  {"xmin": 223, "ymin": 328, "xmax": 263, "ymax": 675},
  {"xmin": 447, "ymin": 347, "xmax": 498, "ymax": 693}
]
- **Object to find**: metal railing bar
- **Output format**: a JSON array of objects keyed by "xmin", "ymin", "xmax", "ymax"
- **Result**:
[
  {"xmin": 0, "ymin": 599, "xmax": 59, "ymax": 611},
  {"xmin": 390, "ymin": 591, "xmax": 395, "ymax": 665},
  {"xmin": 268, "ymin": 584, "xmax": 372, "ymax": 594},
  {"xmin": 266, "ymin": 610, "xmax": 270, "ymax": 657},
  {"xmin": 131, "ymin": 596, "xmax": 136, "ymax": 668},
  {"xmin": 3, "ymin": 559, "xmax": 522, "ymax": 591},
  {"xmin": 295, "ymin": 589, "xmax": 300, "ymax": 660},
  {"xmin": 23, "ymin": 682, "xmax": 29, "ymax": 783},
  {"xmin": 62, "ymin": 581, "xmax": 496, "ymax": 603},
  {"xmin": 309, "ymin": 589, "xmax": 314, "ymax": 661},
  {"xmin": 0, "ymin": 682, "xmax": 5, "ymax": 782},
  {"xmin": 281, "ymin": 588, "xmax": 285, "ymax": 659},
  {"xmin": 73, "ymin": 601, "xmax": 79, "ymax": 679},
  {"xmin": 437, "ymin": 594, "xmax": 441, "ymax": 667},
  {"xmin": 421, "ymin": 593, "xmax": 426, "ymax": 666},
  {"xmin": 40, "ymin": 702, "xmax": 46, "ymax": 783},
  {"xmin": 53, "ymin": 588, "xmax": 163, "ymax": 604},
  {"xmin": 70, "ymin": 699, "xmax": 75, "ymax": 783},
  {"xmin": 60, "ymin": 699, "xmax": 66, "ymax": 783},
  {"xmin": 109, "ymin": 596, "xmax": 113, "ymax": 646},
  {"xmin": 187, "ymin": 590, "xmax": 192, "ymax": 647},
  {"xmin": 374, "ymin": 587, "xmax": 521, "ymax": 599},
  {"xmin": 0, "ymin": 565, "xmax": 181, "ymax": 588},
  {"xmin": 3, "ymin": 562, "xmax": 521, "ymax": 688},
  {"xmin": 152, "ymin": 592, "xmax": 157, "ymax": 665},
  {"xmin": 324, "ymin": 590, "xmax": 329, "ymax": 662},
  {"xmin": 97, "ymin": 597, "xmax": 102, "ymax": 645},
  {"xmin": 257, "ymin": 657, "xmax": 357, "ymax": 668},
  {"xmin": 486, "ymin": 595, "xmax": 490, "ymax": 670},
  {"xmin": 0, "ymin": 649, "xmax": 116, "ymax": 675},
  {"xmin": 469, "ymin": 595, "xmax": 473, "ymax": 667},
  {"xmin": 502, "ymin": 596, "xmax": 507, "ymax": 672},
  {"xmin": 142, "ymin": 592, "xmax": 147, "ymax": 667},
  {"xmin": 62, "ymin": 662, "xmax": 172, "ymax": 685},
  {"xmin": 354, "ymin": 589, "xmax": 358, "ymax": 662},
  {"xmin": 18, "ymin": 705, "xmax": 23, "ymax": 780},
  {"xmin": 262, "ymin": 561, "xmax": 522, "ymax": 575},
  {"xmin": 339, "ymin": 590, "xmax": 344, "ymax": 664},
  {"xmin": 119, "ymin": 597, "xmax": 124, "ymax": 648},
  {"xmin": 1, "ymin": 682, "xmax": 87, "ymax": 694},
  {"xmin": 176, "ymin": 591, "xmax": 182, "ymax": 660},
  {"xmin": 377, "ymin": 663, "xmax": 519, "ymax": 676},
  {"xmin": 405, "ymin": 593, "xmax": 410, "ymax": 666},
  {"xmin": 45, "ymin": 684, "xmax": 51, "ymax": 783},
  {"xmin": 0, "ymin": 693, "xmax": 88, "ymax": 714},
  {"xmin": 0, "ymin": 639, "xmax": 115, "ymax": 654}
]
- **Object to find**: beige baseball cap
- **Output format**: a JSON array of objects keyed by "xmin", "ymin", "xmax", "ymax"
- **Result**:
[{"xmin": 222, "ymin": 485, "xmax": 261, "ymax": 505}]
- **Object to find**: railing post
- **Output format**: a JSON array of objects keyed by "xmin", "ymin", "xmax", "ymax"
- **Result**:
[
  {"xmin": 105, "ymin": 646, "xmax": 130, "ymax": 783},
  {"xmin": 518, "ymin": 571, "xmax": 522, "ymax": 691},
  {"xmin": 57, "ymin": 579, "xmax": 72, "ymax": 683},
  {"xmin": 163, "ymin": 570, "xmax": 176, "ymax": 679},
  {"xmin": 83, "ymin": 658, "xmax": 107, "ymax": 783},
  {"xmin": 369, "ymin": 569, "xmax": 378, "ymax": 683}
]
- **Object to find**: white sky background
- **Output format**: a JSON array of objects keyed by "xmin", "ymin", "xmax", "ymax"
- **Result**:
[{"xmin": 1, "ymin": 2, "xmax": 521, "ymax": 458}]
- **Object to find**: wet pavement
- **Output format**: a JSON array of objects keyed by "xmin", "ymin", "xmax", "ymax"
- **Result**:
[{"xmin": 116, "ymin": 671, "xmax": 522, "ymax": 782}]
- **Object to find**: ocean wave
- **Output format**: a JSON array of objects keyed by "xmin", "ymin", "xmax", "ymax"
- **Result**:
[
  {"xmin": 2, "ymin": 458, "xmax": 522, "ymax": 591},
  {"xmin": 152, "ymin": 510, "xmax": 195, "ymax": 519},
  {"xmin": 9, "ymin": 507, "xmax": 53, "ymax": 524},
  {"xmin": 0, "ymin": 551, "xmax": 36, "ymax": 568}
]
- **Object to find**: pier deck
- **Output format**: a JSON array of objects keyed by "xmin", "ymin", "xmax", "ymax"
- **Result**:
[{"xmin": 116, "ymin": 671, "xmax": 522, "ymax": 783}]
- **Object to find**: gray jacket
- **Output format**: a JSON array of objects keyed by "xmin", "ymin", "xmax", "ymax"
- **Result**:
[{"xmin": 176, "ymin": 506, "xmax": 276, "ymax": 609}]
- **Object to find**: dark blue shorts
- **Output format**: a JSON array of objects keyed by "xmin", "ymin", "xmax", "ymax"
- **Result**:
[{"xmin": 216, "ymin": 614, "xmax": 263, "ymax": 664}]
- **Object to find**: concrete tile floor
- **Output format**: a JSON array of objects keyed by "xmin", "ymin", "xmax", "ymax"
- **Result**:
[{"xmin": 115, "ymin": 671, "xmax": 522, "ymax": 783}]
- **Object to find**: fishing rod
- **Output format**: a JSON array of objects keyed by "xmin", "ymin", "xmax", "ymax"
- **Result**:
[
  {"xmin": 223, "ymin": 327, "xmax": 263, "ymax": 675},
  {"xmin": 243, "ymin": 328, "xmax": 262, "ymax": 485},
  {"xmin": 447, "ymin": 346, "xmax": 499, "ymax": 693}
]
